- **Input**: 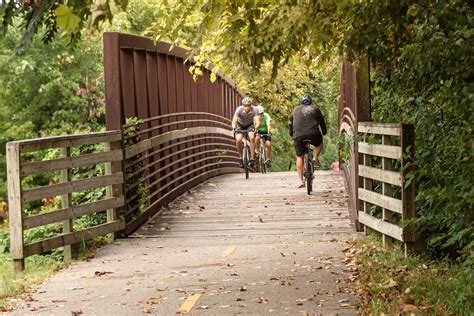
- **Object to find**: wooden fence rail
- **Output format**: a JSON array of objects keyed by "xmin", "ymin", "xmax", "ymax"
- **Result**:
[
  {"xmin": 7, "ymin": 131, "xmax": 125, "ymax": 271},
  {"xmin": 357, "ymin": 122, "xmax": 416, "ymax": 254}
]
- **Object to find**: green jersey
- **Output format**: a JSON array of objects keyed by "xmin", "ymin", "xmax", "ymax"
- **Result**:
[{"xmin": 254, "ymin": 113, "xmax": 271, "ymax": 133}]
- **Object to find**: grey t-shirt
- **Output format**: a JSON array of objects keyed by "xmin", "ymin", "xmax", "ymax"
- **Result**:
[{"xmin": 234, "ymin": 106, "xmax": 258, "ymax": 127}]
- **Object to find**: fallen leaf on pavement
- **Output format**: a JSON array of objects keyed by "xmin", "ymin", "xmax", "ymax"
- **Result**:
[
  {"xmin": 94, "ymin": 271, "xmax": 113, "ymax": 277},
  {"xmin": 258, "ymin": 297, "xmax": 269, "ymax": 304}
]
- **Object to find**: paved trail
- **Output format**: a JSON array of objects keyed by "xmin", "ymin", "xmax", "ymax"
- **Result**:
[{"xmin": 11, "ymin": 171, "xmax": 360, "ymax": 315}]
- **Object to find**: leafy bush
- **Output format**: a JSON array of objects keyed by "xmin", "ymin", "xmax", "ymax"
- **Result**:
[{"xmin": 368, "ymin": 1, "xmax": 473, "ymax": 265}]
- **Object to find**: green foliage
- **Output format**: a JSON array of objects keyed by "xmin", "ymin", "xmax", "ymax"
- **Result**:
[
  {"xmin": 0, "ymin": 26, "xmax": 105, "ymax": 200},
  {"xmin": 367, "ymin": 1, "xmax": 473, "ymax": 265},
  {"xmin": 0, "ymin": 251, "xmax": 63, "ymax": 304},
  {"xmin": 0, "ymin": 0, "xmax": 129, "ymax": 54},
  {"xmin": 354, "ymin": 235, "xmax": 474, "ymax": 315}
]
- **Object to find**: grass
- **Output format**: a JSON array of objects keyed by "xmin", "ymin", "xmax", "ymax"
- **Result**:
[
  {"xmin": 0, "ymin": 222, "xmax": 108, "ymax": 312},
  {"xmin": 0, "ymin": 253, "xmax": 63, "ymax": 311},
  {"xmin": 353, "ymin": 235, "xmax": 473, "ymax": 315}
]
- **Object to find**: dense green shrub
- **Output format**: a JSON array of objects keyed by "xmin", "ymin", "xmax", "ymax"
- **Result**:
[{"xmin": 368, "ymin": 1, "xmax": 473, "ymax": 265}]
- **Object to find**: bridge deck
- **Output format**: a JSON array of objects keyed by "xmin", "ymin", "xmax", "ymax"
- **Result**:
[{"xmin": 12, "ymin": 171, "xmax": 360, "ymax": 315}]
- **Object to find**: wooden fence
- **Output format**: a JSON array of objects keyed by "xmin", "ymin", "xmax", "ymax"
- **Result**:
[
  {"xmin": 7, "ymin": 131, "xmax": 125, "ymax": 271},
  {"xmin": 357, "ymin": 122, "xmax": 416, "ymax": 253}
]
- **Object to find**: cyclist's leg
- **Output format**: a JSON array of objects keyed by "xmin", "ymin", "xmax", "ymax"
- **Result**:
[
  {"xmin": 296, "ymin": 155, "xmax": 304, "ymax": 186},
  {"xmin": 265, "ymin": 135, "xmax": 272, "ymax": 163},
  {"xmin": 235, "ymin": 132, "xmax": 244, "ymax": 159},
  {"xmin": 254, "ymin": 134, "xmax": 261, "ymax": 156},
  {"xmin": 248, "ymin": 131, "xmax": 256, "ymax": 161},
  {"xmin": 308, "ymin": 133, "xmax": 323, "ymax": 166},
  {"xmin": 294, "ymin": 137, "xmax": 306, "ymax": 187}
]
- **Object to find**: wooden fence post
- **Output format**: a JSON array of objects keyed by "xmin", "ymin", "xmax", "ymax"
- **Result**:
[
  {"xmin": 59, "ymin": 147, "xmax": 73, "ymax": 262},
  {"xmin": 401, "ymin": 123, "xmax": 416, "ymax": 255},
  {"xmin": 6, "ymin": 142, "xmax": 24, "ymax": 272}
]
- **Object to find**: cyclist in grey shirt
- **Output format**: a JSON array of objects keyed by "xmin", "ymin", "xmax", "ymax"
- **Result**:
[{"xmin": 232, "ymin": 97, "xmax": 261, "ymax": 168}]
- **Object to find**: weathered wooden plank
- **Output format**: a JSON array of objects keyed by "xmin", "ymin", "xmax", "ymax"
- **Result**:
[
  {"xmin": 358, "ymin": 188, "xmax": 402, "ymax": 214},
  {"xmin": 125, "ymin": 126, "xmax": 233, "ymax": 159},
  {"xmin": 6, "ymin": 142, "xmax": 24, "ymax": 269},
  {"xmin": 21, "ymin": 150, "xmax": 123, "ymax": 176},
  {"xmin": 358, "ymin": 142, "xmax": 402, "ymax": 159},
  {"xmin": 358, "ymin": 211, "xmax": 404, "ymax": 241},
  {"xmin": 22, "ymin": 173, "xmax": 124, "ymax": 203},
  {"xmin": 358, "ymin": 165, "xmax": 402, "ymax": 186},
  {"xmin": 18, "ymin": 131, "xmax": 122, "ymax": 153},
  {"xmin": 23, "ymin": 197, "xmax": 125, "ymax": 229},
  {"xmin": 358, "ymin": 122, "xmax": 401, "ymax": 136},
  {"xmin": 24, "ymin": 220, "xmax": 125, "ymax": 257}
]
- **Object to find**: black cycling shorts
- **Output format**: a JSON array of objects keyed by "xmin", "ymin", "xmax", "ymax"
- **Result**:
[
  {"xmin": 256, "ymin": 132, "xmax": 272, "ymax": 142},
  {"xmin": 234, "ymin": 124, "xmax": 255, "ymax": 139},
  {"xmin": 235, "ymin": 124, "xmax": 255, "ymax": 134},
  {"xmin": 294, "ymin": 134, "xmax": 322, "ymax": 157}
]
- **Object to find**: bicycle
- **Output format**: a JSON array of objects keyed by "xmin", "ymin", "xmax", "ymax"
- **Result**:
[
  {"xmin": 303, "ymin": 140, "xmax": 314, "ymax": 195},
  {"xmin": 257, "ymin": 134, "xmax": 267, "ymax": 174}
]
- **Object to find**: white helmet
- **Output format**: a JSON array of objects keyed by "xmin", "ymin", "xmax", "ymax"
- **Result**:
[{"xmin": 256, "ymin": 105, "xmax": 264, "ymax": 114}]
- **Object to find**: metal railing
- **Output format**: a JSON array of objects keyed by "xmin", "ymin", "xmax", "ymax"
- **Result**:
[{"xmin": 121, "ymin": 112, "xmax": 240, "ymax": 234}]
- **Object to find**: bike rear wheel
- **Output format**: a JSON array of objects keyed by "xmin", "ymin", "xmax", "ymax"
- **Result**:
[
  {"xmin": 305, "ymin": 154, "xmax": 313, "ymax": 194},
  {"xmin": 259, "ymin": 141, "xmax": 266, "ymax": 174}
]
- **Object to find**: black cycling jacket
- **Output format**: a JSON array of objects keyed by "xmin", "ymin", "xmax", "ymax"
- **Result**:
[{"xmin": 288, "ymin": 105, "xmax": 327, "ymax": 139}]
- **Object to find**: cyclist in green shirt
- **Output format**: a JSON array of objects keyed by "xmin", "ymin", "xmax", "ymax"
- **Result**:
[{"xmin": 254, "ymin": 105, "xmax": 272, "ymax": 168}]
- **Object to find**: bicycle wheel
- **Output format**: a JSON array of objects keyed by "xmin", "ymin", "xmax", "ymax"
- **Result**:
[
  {"xmin": 243, "ymin": 144, "xmax": 250, "ymax": 179},
  {"xmin": 259, "ymin": 141, "xmax": 266, "ymax": 174},
  {"xmin": 305, "ymin": 155, "xmax": 313, "ymax": 195}
]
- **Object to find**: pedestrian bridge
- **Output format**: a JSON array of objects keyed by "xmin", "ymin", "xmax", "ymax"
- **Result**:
[{"xmin": 6, "ymin": 32, "xmax": 415, "ymax": 314}]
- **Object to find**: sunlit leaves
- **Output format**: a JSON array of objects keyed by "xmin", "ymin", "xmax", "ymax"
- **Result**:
[{"xmin": 55, "ymin": 5, "xmax": 81, "ymax": 31}]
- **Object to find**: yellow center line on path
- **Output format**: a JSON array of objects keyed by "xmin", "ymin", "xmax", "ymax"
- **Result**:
[
  {"xmin": 176, "ymin": 293, "xmax": 202, "ymax": 314},
  {"xmin": 221, "ymin": 246, "xmax": 236, "ymax": 257}
]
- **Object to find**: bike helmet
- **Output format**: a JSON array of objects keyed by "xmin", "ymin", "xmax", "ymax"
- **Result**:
[
  {"xmin": 256, "ymin": 105, "xmax": 264, "ymax": 114},
  {"xmin": 299, "ymin": 95, "xmax": 312, "ymax": 105},
  {"xmin": 242, "ymin": 97, "xmax": 253, "ymax": 106}
]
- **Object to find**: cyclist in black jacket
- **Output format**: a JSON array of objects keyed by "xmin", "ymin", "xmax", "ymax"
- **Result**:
[{"xmin": 289, "ymin": 95, "xmax": 327, "ymax": 188}]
